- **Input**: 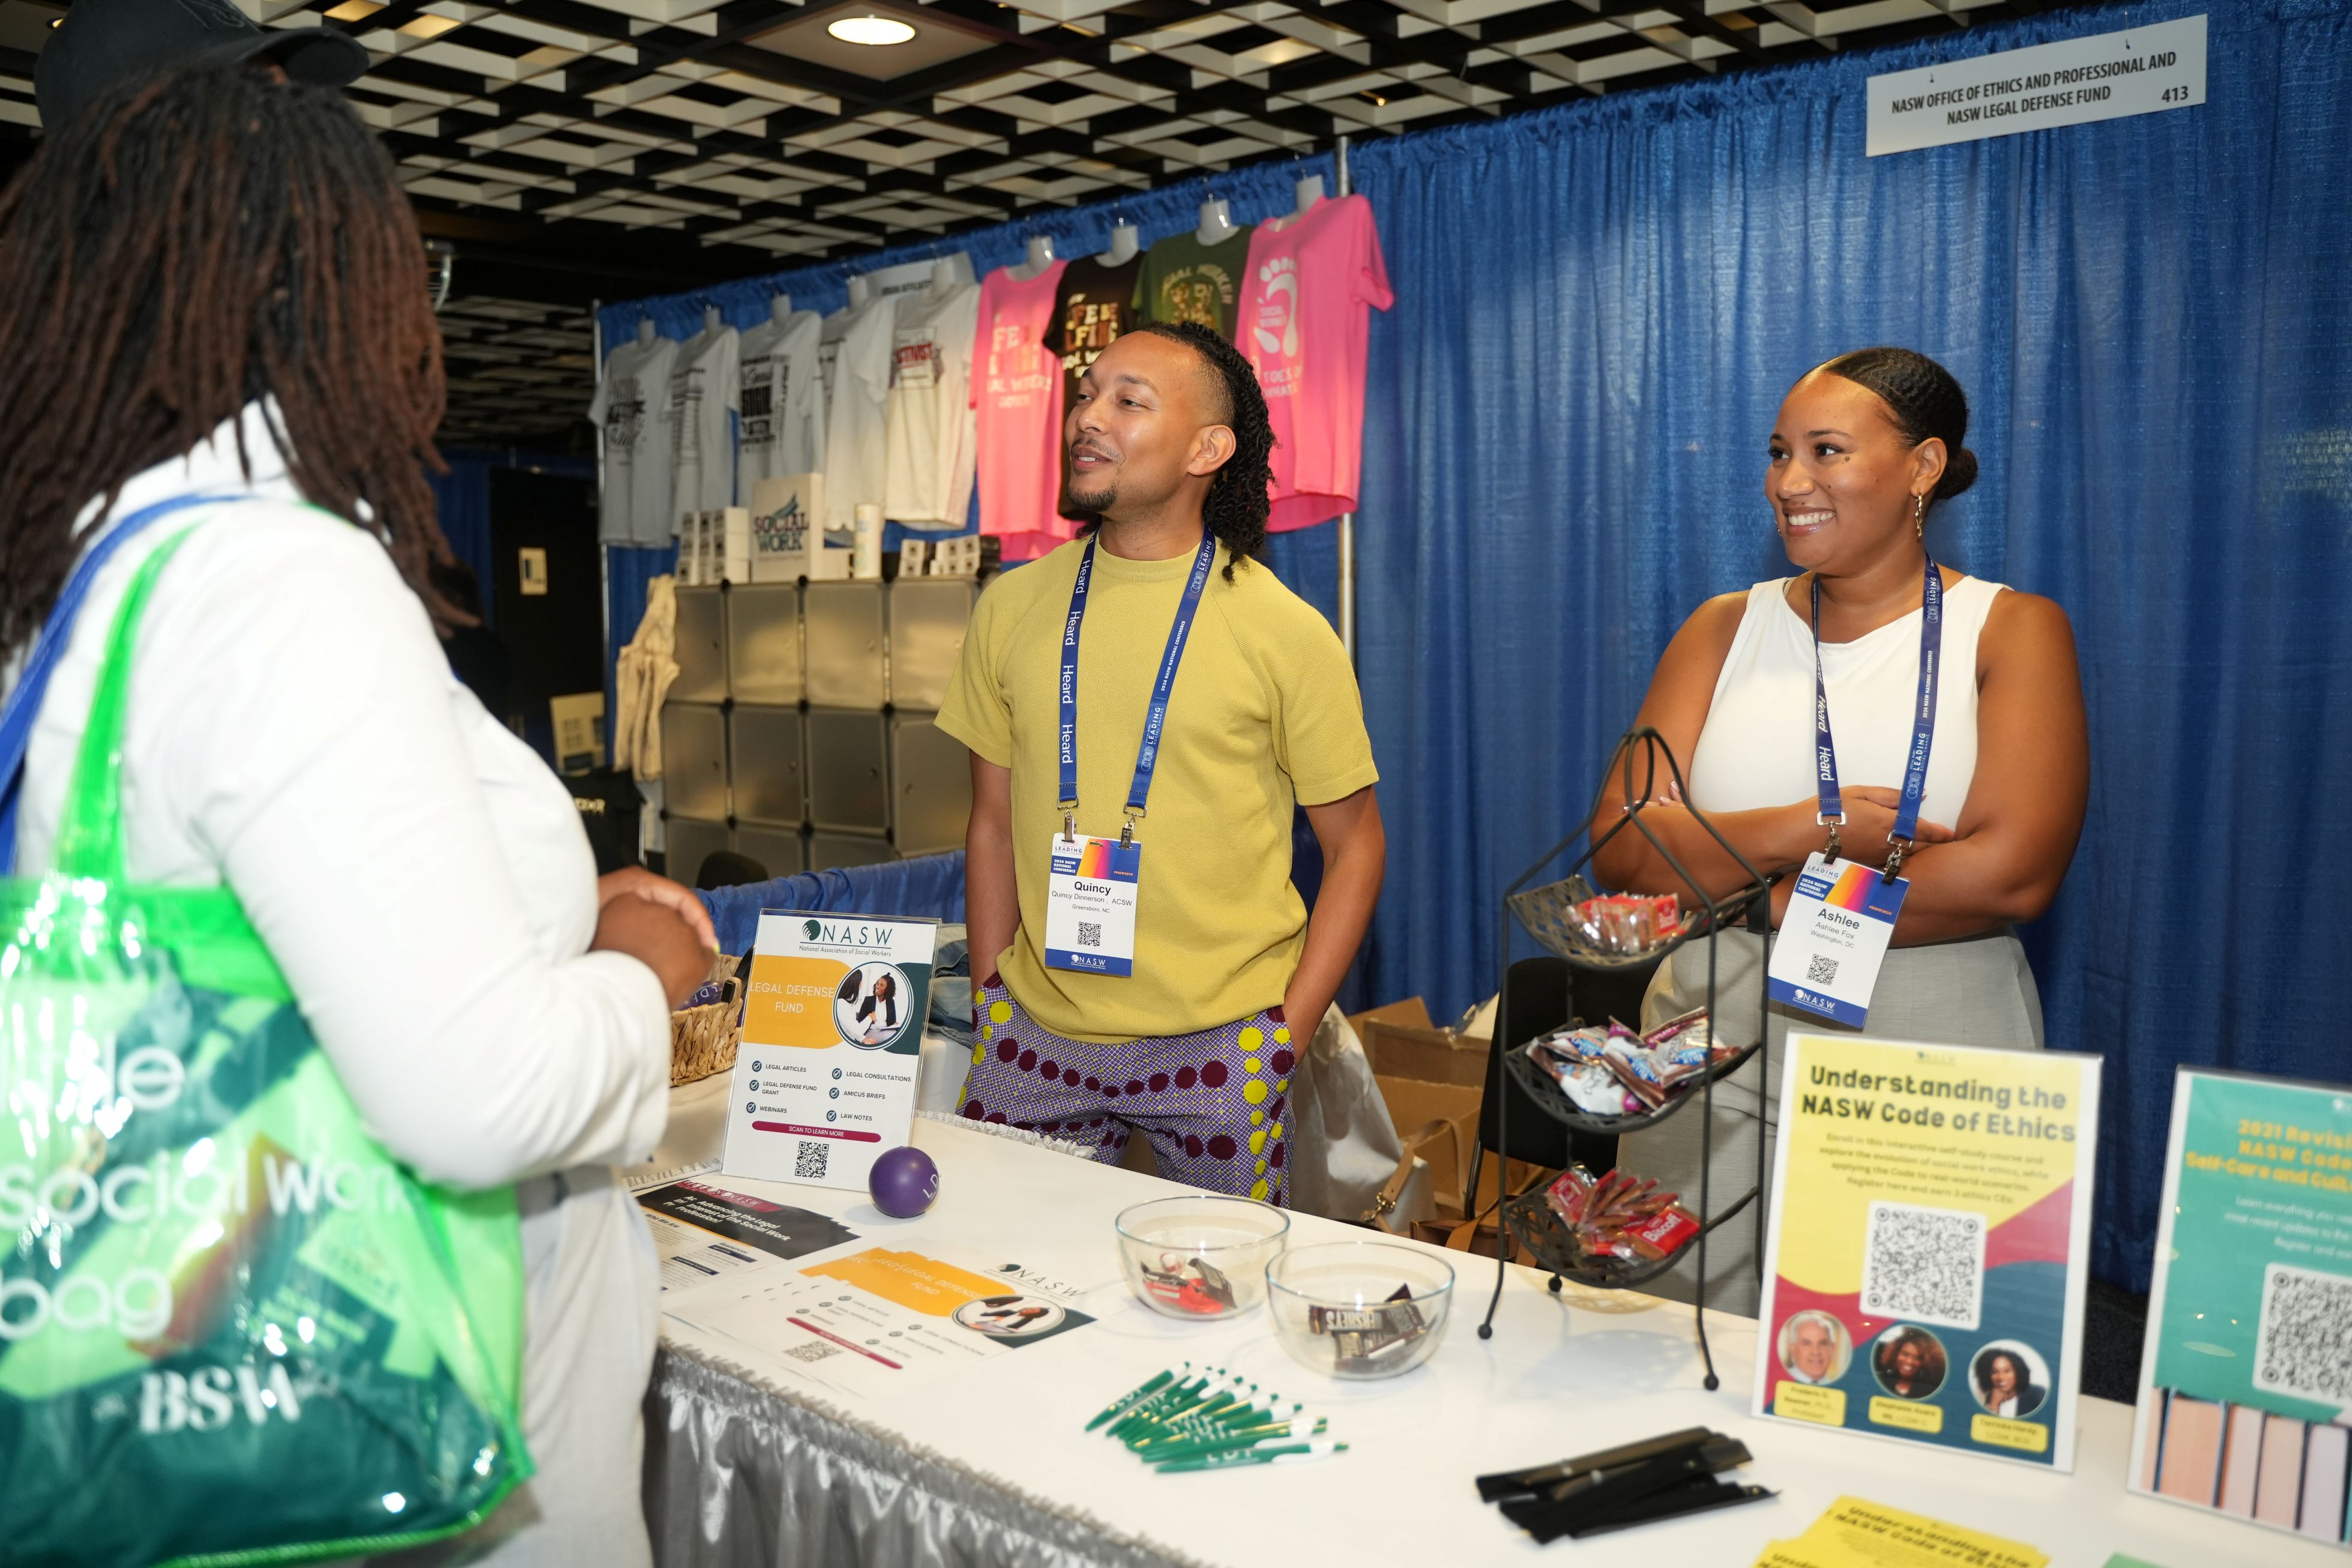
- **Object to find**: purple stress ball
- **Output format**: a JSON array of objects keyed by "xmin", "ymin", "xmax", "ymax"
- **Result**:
[{"xmin": 869, "ymin": 1146, "xmax": 940, "ymax": 1218}]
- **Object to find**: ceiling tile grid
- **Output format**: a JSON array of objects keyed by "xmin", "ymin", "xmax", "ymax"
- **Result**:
[
  {"xmin": 220, "ymin": 0, "xmax": 2106, "ymax": 263},
  {"xmin": 0, "ymin": 0, "xmax": 2120, "ymax": 445}
]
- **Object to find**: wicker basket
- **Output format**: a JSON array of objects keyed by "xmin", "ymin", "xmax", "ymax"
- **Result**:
[{"xmin": 669, "ymin": 953, "xmax": 744, "ymax": 1086}]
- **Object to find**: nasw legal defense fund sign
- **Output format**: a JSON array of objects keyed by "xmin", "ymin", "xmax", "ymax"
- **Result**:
[{"xmin": 1868, "ymin": 14, "xmax": 2206, "ymax": 157}]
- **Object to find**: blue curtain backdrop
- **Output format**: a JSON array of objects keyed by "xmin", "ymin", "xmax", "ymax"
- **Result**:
[
  {"xmin": 1342, "ymin": 0, "xmax": 2350, "ymax": 1288},
  {"xmin": 592, "ymin": 0, "xmax": 2348, "ymax": 1287}
]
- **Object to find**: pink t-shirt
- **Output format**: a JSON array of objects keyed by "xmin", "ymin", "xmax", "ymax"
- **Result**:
[
  {"xmin": 1239, "ymin": 195, "xmax": 1393, "ymax": 532},
  {"xmin": 972, "ymin": 262, "xmax": 1076, "ymax": 562}
]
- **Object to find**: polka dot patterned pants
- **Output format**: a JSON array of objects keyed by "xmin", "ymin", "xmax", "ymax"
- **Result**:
[{"xmin": 959, "ymin": 981, "xmax": 1294, "ymax": 1206}]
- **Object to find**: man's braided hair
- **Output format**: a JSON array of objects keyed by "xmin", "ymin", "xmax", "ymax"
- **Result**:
[
  {"xmin": 1078, "ymin": 319, "xmax": 1272, "ymax": 582},
  {"xmin": 0, "ymin": 62, "xmax": 451, "ymax": 654}
]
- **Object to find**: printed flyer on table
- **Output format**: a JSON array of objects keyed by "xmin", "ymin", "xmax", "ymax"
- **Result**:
[
  {"xmin": 1753, "ymin": 1034, "xmax": 2101, "ymax": 1470},
  {"xmin": 663, "ymin": 1238, "xmax": 1096, "ymax": 1401}
]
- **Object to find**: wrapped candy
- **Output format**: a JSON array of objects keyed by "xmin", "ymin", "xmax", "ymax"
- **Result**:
[
  {"xmin": 1566, "ymin": 892, "xmax": 1694, "ymax": 956},
  {"xmin": 1542, "ymin": 1166, "xmax": 1701, "ymax": 1264},
  {"xmin": 1524, "ymin": 1010, "xmax": 1737, "ymax": 1120}
]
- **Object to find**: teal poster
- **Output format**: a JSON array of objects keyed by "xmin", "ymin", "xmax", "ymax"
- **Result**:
[{"xmin": 2130, "ymin": 1068, "xmax": 2352, "ymax": 1542}]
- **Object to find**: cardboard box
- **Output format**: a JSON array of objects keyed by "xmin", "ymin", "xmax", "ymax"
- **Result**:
[
  {"xmin": 1352, "ymin": 996, "xmax": 1545, "ymax": 1222},
  {"xmin": 1351, "ymin": 997, "xmax": 1486, "ymax": 1088}
]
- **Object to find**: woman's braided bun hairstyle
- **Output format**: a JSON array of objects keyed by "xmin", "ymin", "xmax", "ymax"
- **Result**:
[{"xmin": 1818, "ymin": 346, "xmax": 1978, "ymax": 502}]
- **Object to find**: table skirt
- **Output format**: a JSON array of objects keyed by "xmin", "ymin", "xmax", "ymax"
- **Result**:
[{"xmin": 642, "ymin": 1346, "xmax": 1207, "ymax": 1568}]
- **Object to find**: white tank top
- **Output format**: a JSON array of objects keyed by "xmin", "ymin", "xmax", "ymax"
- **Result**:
[{"xmin": 1687, "ymin": 575, "xmax": 2007, "ymax": 831}]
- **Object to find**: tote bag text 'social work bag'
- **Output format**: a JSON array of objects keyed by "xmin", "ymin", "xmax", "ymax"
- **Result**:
[{"xmin": 0, "ymin": 516, "xmax": 532, "ymax": 1567}]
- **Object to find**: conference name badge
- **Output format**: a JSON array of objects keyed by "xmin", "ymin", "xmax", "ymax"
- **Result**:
[
  {"xmin": 1043, "ymin": 834, "xmax": 1141, "ymax": 976},
  {"xmin": 1766, "ymin": 853, "xmax": 1908, "ymax": 1027}
]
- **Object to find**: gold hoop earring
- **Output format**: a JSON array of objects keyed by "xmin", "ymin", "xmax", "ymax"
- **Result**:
[{"xmin": 1913, "ymin": 493, "xmax": 1927, "ymax": 538}]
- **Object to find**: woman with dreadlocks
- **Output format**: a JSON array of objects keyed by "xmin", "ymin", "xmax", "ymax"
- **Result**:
[
  {"xmin": 938, "ymin": 321, "xmax": 1386, "ymax": 1202},
  {"xmin": 0, "ymin": 64, "xmax": 709, "ymax": 1564}
]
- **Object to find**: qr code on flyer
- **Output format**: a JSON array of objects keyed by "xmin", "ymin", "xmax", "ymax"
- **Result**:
[
  {"xmin": 795, "ymin": 1140, "xmax": 829, "ymax": 1180},
  {"xmin": 783, "ymin": 1342, "xmax": 839, "ymax": 1364},
  {"xmin": 1860, "ymin": 1201, "xmax": 1986, "ymax": 1330},
  {"xmin": 2253, "ymin": 1262, "xmax": 2352, "ymax": 1406}
]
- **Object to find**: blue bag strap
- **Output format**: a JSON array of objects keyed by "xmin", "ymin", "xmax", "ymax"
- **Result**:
[{"xmin": 0, "ymin": 492, "xmax": 244, "ymax": 874}]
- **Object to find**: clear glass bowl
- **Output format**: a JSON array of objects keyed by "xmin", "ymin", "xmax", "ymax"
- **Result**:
[
  {"xmin": 1114, "ymin": 1196, "xmax": 1290, "ymax": 1320},
  {"xmin": 1266, "ymin": 1241, "xmax": 1455, "ymax": 1379}
]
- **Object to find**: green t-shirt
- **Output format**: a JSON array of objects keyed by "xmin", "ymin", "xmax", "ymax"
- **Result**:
[
  {"xmin": 1133, "ymin": 229, "xmax": 1249, "ymax": 340},
  {"xmin": 936, "ymin": 538, "xmax": 1378, "ymax": 1044}
]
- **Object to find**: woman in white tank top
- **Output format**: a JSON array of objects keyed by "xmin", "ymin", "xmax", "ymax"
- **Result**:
[{"xmin": 1592, "ymin": 349, "xmax": 2088, "ymax": 1313}]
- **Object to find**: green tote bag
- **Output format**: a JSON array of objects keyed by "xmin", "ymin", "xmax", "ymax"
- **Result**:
[{"xmin": 0, "ymin": 520, "xmax": 533, "ymax": 1566}]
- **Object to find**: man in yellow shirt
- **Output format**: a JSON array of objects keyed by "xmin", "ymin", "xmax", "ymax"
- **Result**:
[{"xmin": 938, "ymin": 321, "xmax": 1384, "ymax": 1204}]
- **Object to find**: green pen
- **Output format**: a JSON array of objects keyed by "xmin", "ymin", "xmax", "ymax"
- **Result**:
[
  {"xmin": 1110, "ymin": 1374, "xmax": 1209, "ymax": 1435},
  {"xmin": 1108, "ymin": 1375, "xmax": 1211, "ymax": 1442},
  {"xmin": 1155, "ymin": 1440, "xmax": 1348, "ymax": 1474},
  {"xmin": 1133, "ymin": 1382, "xmax": 1251, "ymax": 1448},
  {"xmin": 1211, "ymin": 1395, "xmax": 1300, "ymax": 1428},
  {"xmin": 1132, "ymin": 1408, "xmax": 1311, "ymax": 1452},
  {"xmin": 1085, "ymin": 1367, "xmax": 1176, "ymax": 1432},
  {"xmin": 1144, "ymin": 1419, "xmax": 1329, "ymax": 1462},
  {"xmin": 1119, "ymin": 1377, "xmax": 1244, "ymax": 1447}
]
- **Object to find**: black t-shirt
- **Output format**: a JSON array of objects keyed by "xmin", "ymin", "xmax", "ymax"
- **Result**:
[{"xmin": 1043, "ymin": 254, "xmax": 1144, "ymax": 416}]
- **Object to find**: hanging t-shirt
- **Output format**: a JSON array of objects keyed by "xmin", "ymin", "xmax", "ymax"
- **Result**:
[
  {"xmin": 737, "ymin": 309, "xmax": 825, "ymax": 490},
  {"xmin": 589, "ymin": 333, "xmax": 678, "ymax": 547},
  {"xmin": 972, "ymin": 262, "xmax": 1073, "ymax": 564},
  {"xmin": 1133, "ymin": 229, "xmax": 1247, "ymax": 339},
  {"xmin": 1239, "ymin": 196, "xmax": 1393, "ymax": 532},
  {"xmin": 882, "ymin": 280, "xmax": 983, "ymax": 529},
  {"xmin": 666, "ymin": 323, "xmax": 741, "ymax": 523},
  {"xmin": 1044, "ymin": 253, "xmax": 1143, "ymax": 418},
  {"xmin": 820, "ymin": 292, "xmax": 900, "ymax": 530}
]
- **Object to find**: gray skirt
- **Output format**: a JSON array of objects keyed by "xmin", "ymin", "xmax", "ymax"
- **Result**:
[{"xmin": 1613, "ymin": 926, "xmax": 2045, "ymax": 1317}]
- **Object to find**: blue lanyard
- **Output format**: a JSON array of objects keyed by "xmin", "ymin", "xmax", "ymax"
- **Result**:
[
  {"xmin": 1809, "ymin": 552, "xmax": 1943, "ymax": 875},
  {"xmin": 0, "ymin": 493, "xmax": 240, "ymax": 875},
  {"xmin": 1057, "ymin": 530, "xmax": 1219, "ymax": 840}
]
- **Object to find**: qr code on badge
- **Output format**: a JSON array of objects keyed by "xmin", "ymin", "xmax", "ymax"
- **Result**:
[
  {"xmin": 2253, "ymin": 1263, "xmax": 2352, "ymax": 1406},
  {"xmin": 795, "ymin": 1141, "xmax": 829, "ymax": 1180},
  {"xmin": 783, "ymin": 1342, "xmax": 839, "ymax": 1364},
  {"xmin": 1077, "ymin": 921, "xmax": 1102, "ymax": 948},
  {"xmin": 1806, "ymin": 953, "xmax": 1839, "ymax": 986},
  {"xmin": 1860, "ymin": 1201, "xmax": 1986, "ymax": 1329}
]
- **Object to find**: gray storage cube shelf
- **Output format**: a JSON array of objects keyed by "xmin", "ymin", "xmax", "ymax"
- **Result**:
[
  {"xmin": 891, "ymin": 713, "xmax": 972, "ymax": 857},
  {"xmin": 726, "ymin": 583, "xmax": 803, "ymax": 706},
  {"xmin": 660, "ymin": 571, "xmax": 976, "ymax": 875},
  {"xmin": 806, "ymin": 708, "xmax": 890, "ymax": 834},
  {"xmin": 661, "ymin": 702, "xmax": 728, "ymax": 822},
  {"xmin": 803, "ymin": 580, "xmax": 886, "ymax": 710},
  {"xmin": 665, "ymin": 816, "xmax": 731, "ymax": 891},
  {"xmin": 886, "ymin": 579, "xmax": 976, "ymax": 711},
  {"xmin": 731, "ymin": 822, "xmax": 808, "ymax": 879},
  {"xmin": 729, "ymin": 705, "xmax": 804, "ymax": 827},
  {"xmin": 670, "ymin": 586, "xmax": 728, "ymax": 705}
]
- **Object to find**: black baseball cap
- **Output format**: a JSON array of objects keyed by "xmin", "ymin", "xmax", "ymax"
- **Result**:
[{"xmin": 35, "ymin": 0, "xmax": 370, "ymax": 132}]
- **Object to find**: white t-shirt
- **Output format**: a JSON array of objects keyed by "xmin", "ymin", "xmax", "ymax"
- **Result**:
[
  {"xmin": 590, "ymin": 333, "xmax": 678, "ymax": 547},
  {"xmin": 667, "ymin": 324, "xmax": 741, "ymax": 522},
  {"xmin": 7, "ymin": 405, "xmax": 674, "ymax": 1560},
  {"xmin": 882, "ymin": 280, "xmax": 983, "ymax": 529},
  {"xmin": 820, "ymin": 293, "xmax": 899, "ymax": 529},
  {"xmin": 737, "ymin": 309, "xmax": 825, "ymax": 490}
]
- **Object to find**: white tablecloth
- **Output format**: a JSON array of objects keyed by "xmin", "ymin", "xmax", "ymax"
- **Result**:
[{"xmin": 639, "ymin": 1079, "xmax": 2306, "ymax": 1568}]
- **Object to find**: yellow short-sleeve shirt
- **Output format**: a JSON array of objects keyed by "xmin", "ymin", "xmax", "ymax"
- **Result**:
[{"xmin": 936, "ymin": 538, "xmax": 1378, "ymax": 1044}]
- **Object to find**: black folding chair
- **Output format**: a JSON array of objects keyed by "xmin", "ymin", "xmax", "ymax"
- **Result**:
[{"xmin": 1465, "ymin": 954, "xmax": 1663, "ymax": 1222}]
